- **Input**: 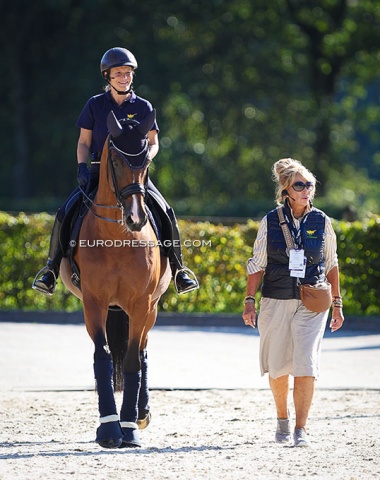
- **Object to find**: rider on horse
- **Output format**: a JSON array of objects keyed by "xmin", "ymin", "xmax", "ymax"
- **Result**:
[{"xmin": 33, "ymin": 47, "xmax": 199, "ymax": 296}]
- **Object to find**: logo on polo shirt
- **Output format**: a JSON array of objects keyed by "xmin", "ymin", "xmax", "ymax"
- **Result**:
[{"xmin": 127, "ymin": 113, "xmax": 137, "ymax": 119}]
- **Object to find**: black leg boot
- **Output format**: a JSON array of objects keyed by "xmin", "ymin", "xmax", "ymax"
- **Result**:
[
  {"xmin": 167, "ymin": 208, "xmax": 199, "ymax": 295},
  {"xmin": 32, "ymin": 216, "xmax": 63, "ymax": 296}
]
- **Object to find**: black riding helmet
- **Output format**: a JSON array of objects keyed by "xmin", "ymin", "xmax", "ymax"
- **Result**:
[{"xmin": 100, "ymin": 47, "xmax": 138, "ymax": 81}]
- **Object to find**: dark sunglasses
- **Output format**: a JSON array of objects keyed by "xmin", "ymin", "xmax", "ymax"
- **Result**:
[{"xmin": 292, "ymin": 181, "xmax": 314, "ymax": 192}]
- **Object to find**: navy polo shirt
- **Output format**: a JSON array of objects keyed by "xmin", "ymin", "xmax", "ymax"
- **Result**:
[{"xmin": 76, "ymin": 90, "xmax": 159, "ymax": 159}]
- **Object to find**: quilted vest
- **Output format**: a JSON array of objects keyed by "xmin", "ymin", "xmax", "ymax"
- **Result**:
[{"xmin": 261, "ymin": 203, "xmax": 327, "ymax": 300}]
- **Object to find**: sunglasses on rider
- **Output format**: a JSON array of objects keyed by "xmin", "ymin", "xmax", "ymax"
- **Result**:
[{"xmin": 292, "ymin": 181, "xmax": 314, "ymax": 192}]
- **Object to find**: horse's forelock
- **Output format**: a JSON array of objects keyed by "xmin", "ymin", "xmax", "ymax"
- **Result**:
[
  {"xmin": 112, "ymin": 127, "xmax": 146, "ymax": 153},
  {"xmin": 109, "ymin": 116, "xmax": 150, "ymax": 167}
]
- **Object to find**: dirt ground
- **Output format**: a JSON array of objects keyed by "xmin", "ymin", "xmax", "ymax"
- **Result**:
[{"xmin": 0, "ymin": 387, "xmax": 379, "ymax": 480}]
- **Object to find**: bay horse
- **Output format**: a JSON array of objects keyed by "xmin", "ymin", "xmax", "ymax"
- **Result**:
[{"xmin": 60, "ymin": 110, "xmax": 171, "ymax": 448}]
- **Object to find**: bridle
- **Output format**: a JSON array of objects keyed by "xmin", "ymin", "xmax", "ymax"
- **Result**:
[
  {"xmin": 108, "ymin": 138, "xmax": 149, "ymax": 199},
  {"xmin": 81, "ymin": 137, "xmax": 150, "ymax": 225}
]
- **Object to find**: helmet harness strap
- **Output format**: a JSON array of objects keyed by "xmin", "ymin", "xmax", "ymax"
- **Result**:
[{"xmin": 105, "ymin": 72, "xmax": 134, "ymax": 96}]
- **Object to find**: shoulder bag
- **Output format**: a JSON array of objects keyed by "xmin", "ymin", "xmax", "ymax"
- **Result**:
[{"xmin": 277, "ymin": 206, "xmax": 332, "ymax": 313}]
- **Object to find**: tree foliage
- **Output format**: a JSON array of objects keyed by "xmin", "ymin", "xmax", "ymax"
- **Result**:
[{"xmin": 1, "ymin": 0, "xmax": 380, "ymax": 217}]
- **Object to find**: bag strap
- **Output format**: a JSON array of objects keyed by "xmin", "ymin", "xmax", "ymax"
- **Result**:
[{"xmin": 277, "ymin": 206, "xmax": 295, "ymax": 251}]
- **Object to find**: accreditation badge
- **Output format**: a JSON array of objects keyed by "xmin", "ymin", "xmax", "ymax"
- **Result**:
[{"xmin": 289, "ymin": 249, "xmax": 306, "ymax": 278}]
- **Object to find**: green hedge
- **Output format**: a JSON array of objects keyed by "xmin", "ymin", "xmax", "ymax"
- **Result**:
[{"xmin": 0, "ymin": 211, "xmax": 379, "ymax": 315}]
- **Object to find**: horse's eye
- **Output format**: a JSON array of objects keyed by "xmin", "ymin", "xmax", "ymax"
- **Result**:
[{"xmin": 112, "ymin": 156, "xmax": 121, "ymax": 168}]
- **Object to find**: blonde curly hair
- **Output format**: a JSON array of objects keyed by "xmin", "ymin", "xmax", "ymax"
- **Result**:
[{"xmin": 272, "ymin": 158, "xmax": 317, "ymax": 205}]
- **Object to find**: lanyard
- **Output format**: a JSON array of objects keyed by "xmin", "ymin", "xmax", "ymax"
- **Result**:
[{"xmin": 282, "ymin": 210, "xmax": 307, "ymax": 250}]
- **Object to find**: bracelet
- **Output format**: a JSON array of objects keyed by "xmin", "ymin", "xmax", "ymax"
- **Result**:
[
  {"xmin": 332, "ymin": 295, "xmax": 343, "ymax": 308},
  {"xmin": 244, "ymin": 298, "xmax": 255, "ymax": 305},
  {"xmin": 332, "ymin": 299, "xmax": 343, "ymax": 308},
  {"xmin": 244, "ymin": 295, "xmax": 256, "ymax": 306}
]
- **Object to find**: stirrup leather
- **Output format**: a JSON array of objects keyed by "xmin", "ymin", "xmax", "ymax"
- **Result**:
[
  {"xmin": 174, "ymin": 266, "xmax": 199, "ymax": 295},
  {"xmin": 32, "ymin": 266, "xmax": 57, "ymax": 296}
]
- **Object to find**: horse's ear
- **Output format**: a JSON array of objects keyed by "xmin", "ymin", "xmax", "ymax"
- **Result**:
[
  {"xmin": 137, "ymin": 109, "xmax": 156, "ymax": 136},
  {"xmin": 107, "ymin": 111, "xmax": 123, "ymax": 138}
]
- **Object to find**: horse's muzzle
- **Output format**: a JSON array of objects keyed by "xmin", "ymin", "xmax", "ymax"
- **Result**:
[{"xmin": 125, "ymin": 213, "xmax": 148, "ymax": 232}]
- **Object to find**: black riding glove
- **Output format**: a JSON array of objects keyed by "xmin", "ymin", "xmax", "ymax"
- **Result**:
[{"xmin": 77, "ymin": 163, "xmax": 90, "ymax": 187}]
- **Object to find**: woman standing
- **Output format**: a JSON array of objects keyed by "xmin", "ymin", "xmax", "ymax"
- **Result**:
[
  {"xmin": 33, "ymin": 47, "xmax": 198, "ymax": 296},
  {"xmin": 242, "ymin": 158, "xmax": 344, "ymax": 447}
]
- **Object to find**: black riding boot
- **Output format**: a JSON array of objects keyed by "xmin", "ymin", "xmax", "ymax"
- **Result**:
[
  {"xmin": 32, "ymin": 216, "xmax": 63, "ymax": 296},
  {"xmin": 167, "ymin": 208, "xmax": 199, "ymax": 295},
  {"xmin": 145, "ymin": 179, "xmax": 199, "ymax": 294}
]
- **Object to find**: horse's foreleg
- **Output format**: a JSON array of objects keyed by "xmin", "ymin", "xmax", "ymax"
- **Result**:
[
  {"xmin": 92, "ymin": 329, "xmax": 123, "ymax": 448},
  {"xmin": 119, "ymin": 307, "xmax": 157, "ymax": 446},
  {"xmin": 117, "ymin": 350, "xmax": 151, "ymax": 435},
  {"xmin": 119, "ymin": 337, "xmax": 142, "ymax": 447}
]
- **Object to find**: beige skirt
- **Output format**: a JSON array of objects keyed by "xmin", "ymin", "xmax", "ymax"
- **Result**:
[{"xmin": 257, "ymin": 297, "xmax": 329, "ymax": 379}]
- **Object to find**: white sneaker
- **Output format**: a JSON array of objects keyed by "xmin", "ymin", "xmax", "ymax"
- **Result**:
[
  {"xmin": 293, "ymin": 427, "xmax": 311, "ymax": 447},
  {"xmin": 275, "ymin": 418, "xmax": 291, "ymax": 443}
]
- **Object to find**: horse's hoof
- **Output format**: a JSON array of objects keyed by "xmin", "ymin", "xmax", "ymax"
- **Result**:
[
  {"xmin": 137, "ymin": 410, "xmax": 151, "ymax": 430},
  {"xmin": 96, "ymin": 421, "xmax": 123, "ymax": 449},
  {"xmin": 120, "ymin": 427, "xmax": 141, "ymax": 448}
]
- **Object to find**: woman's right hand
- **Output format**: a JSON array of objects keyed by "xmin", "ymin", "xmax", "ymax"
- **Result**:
[{"xmin": 77, "ymin": 163, "xmax": 90, "ymax": 187}]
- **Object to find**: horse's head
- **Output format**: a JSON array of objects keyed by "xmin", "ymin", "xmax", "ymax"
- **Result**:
[{"xmin": 106, "ymin": 109, "xmax": 155, "ymax": 232}]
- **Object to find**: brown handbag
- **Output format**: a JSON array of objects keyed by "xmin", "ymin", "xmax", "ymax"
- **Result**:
[
  {"xmin": 298, "ymin": 282, "xmax": 332, "ymax": 312},
  {"xmin": 277, "ymin": 206, "xmax": 332, "ymax": 313}
]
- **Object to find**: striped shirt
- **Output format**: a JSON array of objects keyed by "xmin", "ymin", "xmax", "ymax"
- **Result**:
[{"xmin": 247, "ymin": 212, "xmax": 338, "ymax": 275}]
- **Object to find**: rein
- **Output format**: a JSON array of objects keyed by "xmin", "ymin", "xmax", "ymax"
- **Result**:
[{"xmin": 80, "ymin": 187, "xmax": 123, "ymax": 224}]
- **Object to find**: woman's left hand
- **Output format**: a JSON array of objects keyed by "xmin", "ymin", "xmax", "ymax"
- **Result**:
[
  {"xmin": 242, "ymin": 303, "xmax": 257, "ymax": 328},
  {"xmin": 330, "ymin": 307, "xmax": 344, "ymax": 332}
]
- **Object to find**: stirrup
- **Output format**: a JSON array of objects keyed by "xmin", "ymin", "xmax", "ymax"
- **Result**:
[
  {"xmin": 32, "ymin": 266, "xmax": 57, "ymax": 296},
  {"xmin": 174, "ymin": 266, "xmax": 199, "ymax": 295}
]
